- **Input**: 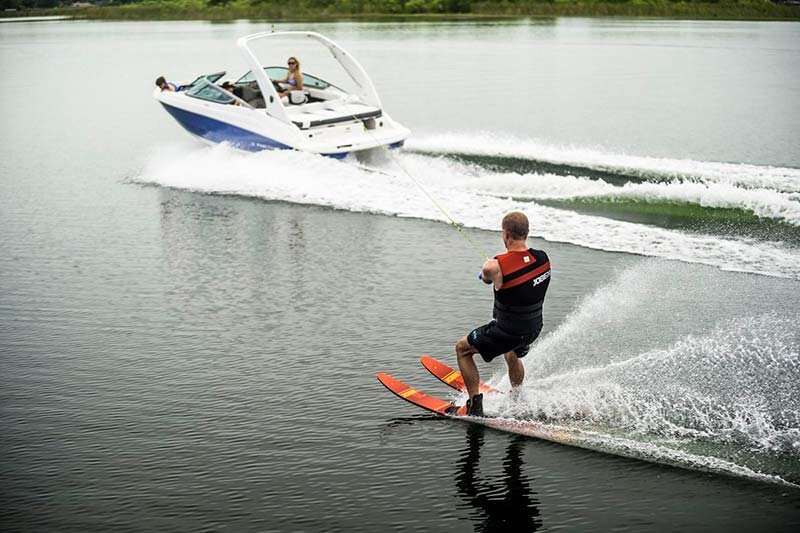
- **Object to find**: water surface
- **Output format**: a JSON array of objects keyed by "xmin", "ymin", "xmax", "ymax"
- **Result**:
[{"xmin": 1, "ymin": 18, "xmax": 800, "ymax": 532}]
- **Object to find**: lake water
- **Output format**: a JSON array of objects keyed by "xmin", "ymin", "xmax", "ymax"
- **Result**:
[{"xmin": 1, "ymin": 17, "xmax": 799, "ymax": 532}]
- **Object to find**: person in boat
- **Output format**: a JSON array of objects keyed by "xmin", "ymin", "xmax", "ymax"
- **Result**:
[
  {"xmin": 220, "ymin": 81, "xmax": 241, "ymax": 105},
  {"xmin": 448, "ymin": 212, "xmax": 551, "ymax": 417},
  {"xmin": 273, "ymin": 56, "xmax": 304, "ymax": 98},
  {"xmin": 155, "ymin": 76, "xmax": 178, "ymax": 92}
]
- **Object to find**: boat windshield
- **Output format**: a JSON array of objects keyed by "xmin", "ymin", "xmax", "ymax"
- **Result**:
[
  {"xmin": 185, "ymin": 78, "xmax": 235, "ymax": 105},
  {"xmin": 183, "ymin": 71, "xmax": 226, "ymax": 91},
  {"xmin": 236, "ymin": 67, "xmax": 341, "ymax": 91}
]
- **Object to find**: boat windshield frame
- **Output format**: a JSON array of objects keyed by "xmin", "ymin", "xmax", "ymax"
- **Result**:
[
  {"xmin": 183, "ymin": 71, "xmax": 227, "ymax": 92},
  {"xmin": 236, "ymin": 66, "xmax": 345, "ymax": 93},
  {"xmin": 236, "ymin": 31, "xmax": 382, "ymax": 126}
]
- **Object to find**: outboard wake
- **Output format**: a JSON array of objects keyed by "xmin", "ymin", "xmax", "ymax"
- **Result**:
[
  {"xmin": 134, "ymin": 138, "xmax": 800, "ymax": 279},
  {"xmin": 481, "ymin": 262, "xmax": 800, "ymax": 486}
]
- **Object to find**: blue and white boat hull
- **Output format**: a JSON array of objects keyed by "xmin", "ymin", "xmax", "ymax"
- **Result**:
[{"xmin": 155, "ymin": 32, "xmax": 410, "ymax": 159}]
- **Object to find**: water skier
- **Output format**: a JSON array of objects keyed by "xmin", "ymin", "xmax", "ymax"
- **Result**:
[{"xmin": 448, "ymin": 212, "xmax": 551, "ymax": 417}]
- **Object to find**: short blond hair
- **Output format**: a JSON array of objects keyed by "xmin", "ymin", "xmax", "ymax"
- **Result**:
[{"xmin": 502, "ymin": 212, "xmax": 529, "ymax": 240}]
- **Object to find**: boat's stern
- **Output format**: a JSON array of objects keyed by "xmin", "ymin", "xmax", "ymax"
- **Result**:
[
  {"xmin": 299, "ymin": 118, "xmax": 410, "ymax": 158},
  {"xmin": 285, "ymin": 101, "xmax": 410, "ymax": 157}
]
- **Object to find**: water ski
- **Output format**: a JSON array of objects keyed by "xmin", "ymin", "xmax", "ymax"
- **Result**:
[
  {"xmin": 377, "ymin": 372, "xmax": 460, "ymax": 416},
  {"xmin": 419, "ymin": 355, "xmax": 500, "ymax": 395},
  {"xmin": 376, "ymin": 371, "xmax": 576, "ymax": 444},
  {"xmin": 378, "ymin": 357, "xmax": 499, "ymax": 417}
]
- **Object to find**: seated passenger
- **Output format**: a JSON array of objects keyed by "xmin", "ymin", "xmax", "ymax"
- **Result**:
[
  {"xmin": 155, "ymin": 76, "xmax": 178, "ymax": 92},
  {"xmin": 220, "ymin": 81, "xmax": 241, "ymax": 106},
  {"xmin": 273, "ymin": 57, "xmax": 304, "ymax": 98}
]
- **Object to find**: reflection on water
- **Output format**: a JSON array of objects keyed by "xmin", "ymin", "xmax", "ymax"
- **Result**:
[{"xmin": 456, "ymin": 425, "xmax": 542, "ymax": 532}]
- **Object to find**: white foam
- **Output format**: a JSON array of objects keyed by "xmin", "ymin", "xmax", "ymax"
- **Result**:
[
  {"xmin": 408, "ymin": 132, "xmax": 800, "ymax": 193},
  {"xmin": 473, "ymin": 262, "xmax": 800, "ymax": 483},
  {"xmin": 472, "ymin": 170, "xmax": 800, "ymax": 226},
  {"xmin": 478, "ymin": 416, "xmax": 798, "ymax": 487},
  {"xmin": 134, "ymin": 143, "xmax": 800, "ymax": 280},
  {"xmin": 486, "ymin": 262, "xmax": 800, "ymax": 456}
]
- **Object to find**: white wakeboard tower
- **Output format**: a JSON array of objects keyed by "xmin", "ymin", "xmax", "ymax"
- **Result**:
[{"xmin": 154, "ymin": 31, "xmax": 410, "ymax": 159}]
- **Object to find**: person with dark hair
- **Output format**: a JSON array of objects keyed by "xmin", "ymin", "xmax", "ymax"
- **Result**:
[
  {"xmin": 155, "ymin": 76, "xmax": 177, "ymax": 92},
  {"xmin": 448, "ymin": 211, "xmax": 551, "ymax": 417},
  {"xmin": 220, "ymin": 81, "xmax": 241, "ymax": 105}
]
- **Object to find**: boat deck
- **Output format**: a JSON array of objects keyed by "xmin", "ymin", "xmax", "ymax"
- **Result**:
[{"xmin": 284, "ymin": 100, "xmax": 382, "ymax": 129}]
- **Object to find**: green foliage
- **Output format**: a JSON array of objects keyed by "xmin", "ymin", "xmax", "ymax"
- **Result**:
[
  {"xmin": 3, "ymin": 0, "xmax": 797, "ymax": 21},
  {"xmin": 5, "ymin": 0, "xmax": 60, "ymax": 8},
  {"xmin": 399, "ymin": 0, "xmax": 471, "ymax": 12},
  {"xmin": 363, "ymin": 0, "xmax": 405, "ymax": 13},
  {"xmin": 404, "ymin": 0, "xmax": 437, "ymax": 13}
]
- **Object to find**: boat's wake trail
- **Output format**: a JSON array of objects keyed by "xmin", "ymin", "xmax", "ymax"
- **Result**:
[
  {"xmin": 134, "ymin": 141, "xmax": 800, "ymax": 484},
  {"xmin": 133, "ymin": 139, "xmax": 800, "ymax": 279},
  {"xmin": 486, "ymin": 262, "xmax": 800, "ymax": 486},
  {"xmin": 406, "ymin": 132, "xmax": 800, "ymax": 193}
]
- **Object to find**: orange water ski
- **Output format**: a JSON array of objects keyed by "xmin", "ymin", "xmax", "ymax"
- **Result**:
[
  {"xmin": 379, "ymin": 373, "xmax": 587, "ymax": 446},
  {"xmin": 420, "ymin": 355, "xmax": 499, "ymax": 395},
  {"xmin": 377, "ymin": 373, "xmax": 458, "ymax": 415},
  {"xmin": 377, "ymin": 372, "xmax": 572, "ymax": 430}
]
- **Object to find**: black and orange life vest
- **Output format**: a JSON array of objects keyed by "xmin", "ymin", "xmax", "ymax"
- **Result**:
[{"xmin": 493, "ymin": 248, "xmax": 551, "ymax": 333}]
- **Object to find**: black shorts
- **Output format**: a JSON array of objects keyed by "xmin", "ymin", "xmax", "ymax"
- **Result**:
[{"xmin": 467, "ymin": 320, "xmax": 542, "ymax": 362}]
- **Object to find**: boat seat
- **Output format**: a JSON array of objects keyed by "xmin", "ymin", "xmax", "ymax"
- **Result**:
[
  {"xmin": 288, "ymin": 90, "xmax": 308, "ymax": 105},
  {"xmin": 286, "ymin": 101, "xmax": 383, "ymax": 129},
  {"xmin": 239, "ymin": 84, "xmax": 266, "ymax": 108}
]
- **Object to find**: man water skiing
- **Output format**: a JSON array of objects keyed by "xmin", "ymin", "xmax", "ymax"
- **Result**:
[{"xmin": 448, "ymin": 212, "xmax": 551, "ymax": 417}]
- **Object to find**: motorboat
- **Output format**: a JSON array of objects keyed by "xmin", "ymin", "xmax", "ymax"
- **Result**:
[{"xmin": 154, "ymin": 31, "xmax": 410, "ymax": 159}]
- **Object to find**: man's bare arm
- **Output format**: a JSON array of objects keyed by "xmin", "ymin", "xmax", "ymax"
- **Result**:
[{"xmin": 480, "ymin": 259, "xmax": 503, "ymax": 289}]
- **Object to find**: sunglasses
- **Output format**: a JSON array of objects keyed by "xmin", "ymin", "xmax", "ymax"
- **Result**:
[{"xmin": 288, "ymin": 61, "xmax": 297, "ymax": 65}]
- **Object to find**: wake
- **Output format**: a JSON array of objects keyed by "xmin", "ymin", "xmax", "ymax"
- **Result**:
[
  {"xmin": 484, "ymin": 262, "xmax": 800, "ymax": 485},
  {"xmin": 133, "ymin": 139, "xmax": 800, "ymax": 279}
]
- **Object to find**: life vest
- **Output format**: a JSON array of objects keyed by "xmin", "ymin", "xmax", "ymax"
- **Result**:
[{"xmin": 492, "ymin": 248, "xmax": 551, "ymax": 333}]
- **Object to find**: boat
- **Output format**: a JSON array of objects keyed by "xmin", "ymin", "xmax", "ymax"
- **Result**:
[{"xmin": 154, "ymin": 31, "xmax": 410, "ymax": 159}]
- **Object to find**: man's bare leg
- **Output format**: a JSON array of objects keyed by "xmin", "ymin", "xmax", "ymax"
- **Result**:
[
  {"xmin": 504, "ymin": 351, "xmax": 525, "ymax": 388},
  {"xmin": 456, "ymin": 336, "xmax": 481, "ymax": 398}
]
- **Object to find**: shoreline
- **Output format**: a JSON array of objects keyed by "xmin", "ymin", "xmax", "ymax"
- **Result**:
[{"xmin": 3, "ymin": 2, "xmax": 799, "ymax": 22}]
